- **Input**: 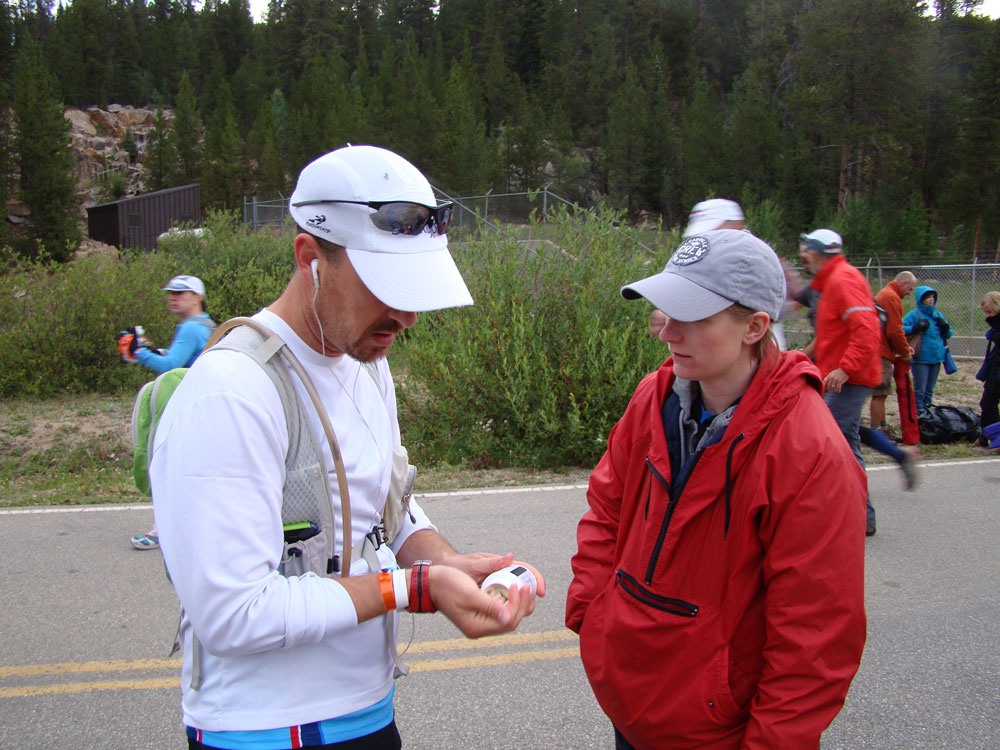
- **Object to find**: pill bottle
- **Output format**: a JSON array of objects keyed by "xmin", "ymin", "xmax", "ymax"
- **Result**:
[{"xmin": 481, "ymin": 565, "xmax": 537, "ymax": 603}]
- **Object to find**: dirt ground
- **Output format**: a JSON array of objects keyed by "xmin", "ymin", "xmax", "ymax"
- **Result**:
[{"xmin": 0, "ymin": 362, "xmax": 992, "ymax": 505}]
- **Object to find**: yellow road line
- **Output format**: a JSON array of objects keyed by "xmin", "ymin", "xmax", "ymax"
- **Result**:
[
  {"xmin": 1, "ymin": 678, "xmax": 179, "ymax": 699},
  {"xmin": 409, "ymin": 646, "xmax": 579, "ymax": 673},
  {"xmin": 404, "ymin": 628, "xmax": 577, "ymax": 655},
  {"xmin": 0, "ymin": 645, "xmax": 580, "ymax": 699},
  {"xmin": 0, "ymin": 658, "xmax": 180, "ymax": 679},
  {"xmin": 0, "ymin": 630, "xmax": 578, "ymax": 679}
]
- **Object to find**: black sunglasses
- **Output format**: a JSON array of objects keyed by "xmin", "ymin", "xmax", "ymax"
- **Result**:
[{"xmin": 292, "ymin": 200, "xmax": 453, "ymax": 236}]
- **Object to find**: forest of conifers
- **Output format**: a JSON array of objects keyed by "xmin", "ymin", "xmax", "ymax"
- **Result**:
[{"xmin": 1, "ymin": 0, "xmax": 998, "ymax": 263}]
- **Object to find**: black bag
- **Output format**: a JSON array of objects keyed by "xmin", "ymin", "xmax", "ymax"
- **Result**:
[
  {"xmin": 873, "ymin": 299, "xmax": 888, "ymax": 328},
  {"xmin": 917, "ymin": 405, "xmax": 980, "ymax": 444}
]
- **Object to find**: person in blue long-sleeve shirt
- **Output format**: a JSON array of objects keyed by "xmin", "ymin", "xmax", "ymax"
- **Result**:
[
  {"xmin": 131, "ymin": 275, "xmax": 216, "ymax": 549},
  {"xmin": 134, "ymin": 275, "xmax": 216, "ymax": 372}
]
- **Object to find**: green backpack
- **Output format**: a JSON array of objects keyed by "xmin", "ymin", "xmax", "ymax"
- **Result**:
[{"xmin": 131, "ymin": 367, "xmax": 188, "ymax": 497}]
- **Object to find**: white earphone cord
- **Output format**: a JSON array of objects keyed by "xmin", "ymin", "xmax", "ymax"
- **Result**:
[{"xmin": 312, "ymin": 284, "xmax": 326, "ymax": 358}]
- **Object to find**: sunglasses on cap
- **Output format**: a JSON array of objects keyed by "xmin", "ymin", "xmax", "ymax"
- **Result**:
[
  {"xmin": 292, "ymin": 199, "xmax": 453, "ymax": 236},
  {"xmin": 798, "ymin": 233, "xmax": 841, "ymax": 253}
]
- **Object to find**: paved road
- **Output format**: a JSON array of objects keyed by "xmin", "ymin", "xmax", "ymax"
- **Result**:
[{"xmin": 1, "ymin": 458, "xmax": 998, "ymax": 749}]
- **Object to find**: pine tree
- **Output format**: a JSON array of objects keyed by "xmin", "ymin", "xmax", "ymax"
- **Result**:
[
  {"xmin": 145, "ymin": 108, "xmax": 177, "ymax": 192},
  {"xmin": 680, "ymin": 73, "xmax": 727, "ymax": 213},
  {"xmin": 793, "ymin": 0, "xmax": 922, "ymax": 213},
  {"xmin": 429, "ymin": 63, "xmax": 492, "ymax": 194},
  {"xmin": 201, "ymin": 80, "xmax": 246, "ymax": 210},
  {"xmin": 169, "ymin": 71, "xmax": 202, "ymax": 185},
  {"xmin": 247, "ymin": 91, "xmax": 287, "ymax": 199},
  {"xmin": 604, "ymin": 63, "xmax": 651, "ymax": 214},
  {"xmin": 949, "ymin": 19, "xmax": 1000, "ymax": 258},
  {"xmin": 0, "ymin": 85, "xmax": 15, "ymax": 255},
  {"xmin": 12, "ymin": 37, "xmax": 80, "ymax": 262},
  {"xmin": 0, "ymin": 1, "xmax": 14, "ymax": 252}
]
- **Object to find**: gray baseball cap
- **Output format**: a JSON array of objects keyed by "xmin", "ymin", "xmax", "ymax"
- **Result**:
[{"xmin": 621, "ymin": 230, "xmax": 785, "ymax": 322}]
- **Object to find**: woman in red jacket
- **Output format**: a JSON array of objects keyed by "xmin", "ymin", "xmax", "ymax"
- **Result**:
[{"xmin": 566, "ymin": 230, "xmax": 867, "ymax": 750}]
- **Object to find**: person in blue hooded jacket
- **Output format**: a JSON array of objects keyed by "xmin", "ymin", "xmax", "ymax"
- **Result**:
[{"xmin": 902, "ymin": 285, "xmax": 953, "ymax": 411}]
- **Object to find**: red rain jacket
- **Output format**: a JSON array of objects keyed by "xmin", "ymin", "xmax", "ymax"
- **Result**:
[
  {"xmin": 810, "ymin": 254, "xmax": 881, "ymax": 386},
  {"xmin": 566, "ymin": 351, "xmax": 867, "ymax": 749}
]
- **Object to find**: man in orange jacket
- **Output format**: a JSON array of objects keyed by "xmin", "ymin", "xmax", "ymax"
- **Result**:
[
  {"xmin": 872, "ymin": 271, "xmax": 918, "ymax": 441},
  {"xmin": 800, "ymin": 229, "xmax": 882, "ymax": 536}
]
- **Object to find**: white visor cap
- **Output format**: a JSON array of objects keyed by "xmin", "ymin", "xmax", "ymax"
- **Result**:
[{"xmin": 289, "ymin": 145, "xmax": 473, "ymax": 312}]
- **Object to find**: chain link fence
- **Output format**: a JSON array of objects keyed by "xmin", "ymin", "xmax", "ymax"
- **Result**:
[
  {"xmin": 242, "ymin": 187, "xmax": 579, "ymax": 239},
  {"xmin": 780, "ymin": 261, "xmax": 1000, "ymax": 360},
  {"xmin": 242, "ymin": 194, "xmax": 999, "ymax": 362}
]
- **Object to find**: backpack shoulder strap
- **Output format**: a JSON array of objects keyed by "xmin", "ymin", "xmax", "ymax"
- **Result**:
[
  {"xmin": 354, "ymin": 359, "xmax": 416, "ymax": 551},
  {"xmin": 192, "ymin": 315, "xmax": 217, "ymax": 332},
  {"xmin": 205, "ymin": 317, "xmax": 353, "ymax": 577}
]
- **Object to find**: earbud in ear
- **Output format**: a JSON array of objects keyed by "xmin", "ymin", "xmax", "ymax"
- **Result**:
[{"xmin": 311, "ymin": 258, "xmax": 320, "ymax": 289}]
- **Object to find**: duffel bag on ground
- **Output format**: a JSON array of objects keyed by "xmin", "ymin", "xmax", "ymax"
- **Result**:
[{"xmin": 917, "ymin": 405, "xmax": 981, "ymax": 444}]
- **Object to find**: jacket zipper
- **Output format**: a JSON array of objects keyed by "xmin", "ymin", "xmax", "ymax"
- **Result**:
[
  {"xmin": 644, "ymin": 457, "xmax": 677, "ymax": 584},
  {"xmin": 643, "ymin": 469, "xmax": 652, "ymax": 520},
  {"xmin": 644, "ymin": 433, "xmax": 745, "ymax": 580},
  {"xmin": 616, "ymin": 569, "xmax": 698, "ymax": 617},
  {"xmin": 723, "ymin": 434, "xmax": 744, "ymax": 540}
]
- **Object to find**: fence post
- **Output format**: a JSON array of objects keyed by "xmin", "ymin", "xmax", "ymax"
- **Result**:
[
  {"xmin": 485, "ymin": 188, "xmax": 492, "ymax": 223},
  {"xmin": 971, "ymin": 257, "xmax": 978, "ymax": 338}
]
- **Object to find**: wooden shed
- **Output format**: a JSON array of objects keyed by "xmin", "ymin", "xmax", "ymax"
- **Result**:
[{"xmin": 87, "ymin": 184, "xmax": 200, "ymax": 250}]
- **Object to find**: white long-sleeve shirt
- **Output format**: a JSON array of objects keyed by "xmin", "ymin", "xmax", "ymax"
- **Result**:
[{"xmin": 151, "ymin": 309, "xmax": 435, "ymax": 731}]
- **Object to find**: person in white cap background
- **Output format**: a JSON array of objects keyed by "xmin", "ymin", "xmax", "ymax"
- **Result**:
[
  {"xmin": 126, "ymin": 274, "xmax": 216, "ymax": 550},
  {"xmin": 567, "ymin": 229, "xmax": 866, "ymax": 749},
  {"xmin": 798, "ymin": 229, "xmax": 882, "ymax": 536},
  {"xmin": 646, "ymin": 198, "xmax": 745, "ymax": 335},
  {"xmin": 150, "ymin": 145, "xmax": 544, "ymax": 750},
  {"xmin": 131, "ymin": 275, "xmax": 216, "ymax": 373}
]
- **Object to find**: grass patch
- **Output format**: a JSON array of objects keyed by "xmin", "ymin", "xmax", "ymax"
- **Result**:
[
  {"xmin": 1, "ymin": 362, "xmax": 994, "ymax": 509},
  {"xmin": 0, "ymin": 392, "xmax": 592, "ymax": 508}
]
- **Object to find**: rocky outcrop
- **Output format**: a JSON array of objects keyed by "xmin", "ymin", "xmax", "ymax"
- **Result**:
[{"xmin": 66, "ymin": 105, "xmax": 172, "ymax": 208}]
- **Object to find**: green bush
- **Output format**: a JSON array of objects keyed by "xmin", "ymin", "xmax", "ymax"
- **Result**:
[
  {"xmin": 3, "ymin": 208, "xmax": 676, "ymax": 470},
  {"xmin": 395, "ymin": 207, "xmax": 669, "ymax": 469},
  {"xmin": 150, "ymin": 210, "xmax": 294, "ymax": 322},
  {"xmin": 0, "ymin": 211, "xmax": 292, "ymax": 397},
  {"xmin": 744, "ymin": 197, "xmax": 788, "ymax": 256}
]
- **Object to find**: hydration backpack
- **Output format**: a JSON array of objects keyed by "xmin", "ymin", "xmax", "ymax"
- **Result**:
[
  {"xmin": 131, "ymin": 316, "xmax": 416, "ymax": 573},
  {"xmin": 132, "ymin": 317, "xmax": 417, "ymax": 685}
]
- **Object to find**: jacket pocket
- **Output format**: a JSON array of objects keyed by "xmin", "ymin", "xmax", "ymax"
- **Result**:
[
  {"xmin": 616, "ymin": 569, "xmax": 698, "ymax": 617},
  {"xmin": 578, "ymin": 570, "xmax": 747, "ymax": 748}
]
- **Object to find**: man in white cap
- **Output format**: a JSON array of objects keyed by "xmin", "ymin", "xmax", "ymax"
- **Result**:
[
  {"xmin": 150, "ymin": 145, "xmax": 544, "ymax": 749},
  {"xmin": 799, "ymin": 229, "xmax": 882, "ymax": 536},
  {"xmin": 682, "ymin": 197, "xmax": 745, "ymax": 237},
  {"xmin": 127, "ymin": 274, "xmax": 216, "ymax": 550},
  {"xmin": 647, "ymin": 199, "xmax": 745, "ymax": 334}
]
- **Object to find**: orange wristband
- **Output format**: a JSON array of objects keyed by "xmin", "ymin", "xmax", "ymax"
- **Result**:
[{"xmin": 378, "ymin": 570, "xmax": 396, "ymax": 611}]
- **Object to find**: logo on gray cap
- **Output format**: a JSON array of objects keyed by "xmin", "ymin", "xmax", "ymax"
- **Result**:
[{"xmin": 670, "ymin": 236, "xmax": 710, "ymax": 266}]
